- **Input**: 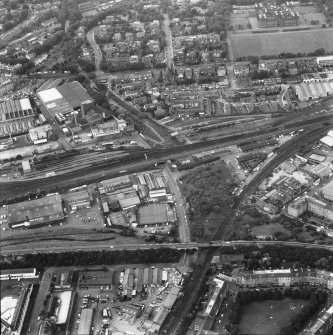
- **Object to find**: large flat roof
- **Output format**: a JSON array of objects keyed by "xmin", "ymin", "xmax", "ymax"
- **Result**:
[
  {"xmin": 38, "ymin": 88, "xmax": 62, "ymax": 103},
  {"xmin": 38, "ymin": 81, "xmax": 92, "ymax": 113},
  {"xmin": 57, "ymin": 81, "xmax": 92, "ymax": 109},
  {"xmin": 7, "ymin": 194, "xmax": 64, "ymax": 226},
  {"xmin": 38, "ymin": 81, "xmax": 92, "ymax": 106},
  {"xmin": 320, "ymin": 135, "xmax": 333, "ymax": 147},
  {"xmin": 138, "ymin": 204, "xmax": 168, "ymax": 225},
  {"xmin": 78, "ymin": 308, "xmax": 94, "ymax": 335}
]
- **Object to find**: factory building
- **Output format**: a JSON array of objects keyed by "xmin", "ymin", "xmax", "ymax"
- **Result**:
[
  {"xmin": 37, "ymin": 81, "xmax": 93, "ymax": 119},
  {"xmin": 0, "ymin": 98, "xmax": 36, "ymax": 138},
  {"xmin": 0, "ymin": 268, "xmax": 39, "ymax": 281},
  {"xmin": 67, "ymin": 190, "xmax": 91, "ymax": 211},
  {"xmin": 6, "ymin": 194, "xmax": 64, "ymax": 229},
  {"xmin": 77, "ymin": 308, "xmax": 94, "ymax": 335},
  {"xmin": 317, "ymin": 56, "xmax": 333, "ymax": 69}
]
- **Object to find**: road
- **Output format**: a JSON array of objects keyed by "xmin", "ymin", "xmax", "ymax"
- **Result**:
[
  {"xmin": 162, "ymin": 165, "xmax": 190, "ymax": 243},
  {"xmin": 87, "ymin": 27, "xmax": 103, "ymax": 75},
  {"xmin": 1, "ymin": 240, "xmax": 332, "ymax": 256},
  {"xmin": 163, "ymin": 14, "xmax": 174, "ymax": 69}
]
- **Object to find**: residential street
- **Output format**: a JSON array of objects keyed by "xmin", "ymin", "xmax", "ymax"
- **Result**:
[
  {"xmin": 87, "ymin": 27, "xmax": 103, "ymax": 75},
  {"xmin": 162, "ymin": 14, "xmax": 174, "ymax": 69}
]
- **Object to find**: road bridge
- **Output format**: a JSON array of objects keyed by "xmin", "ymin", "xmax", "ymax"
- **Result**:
[{"xmin": 1, "ymin": 240, "xmax": 332, "ymax": 256}]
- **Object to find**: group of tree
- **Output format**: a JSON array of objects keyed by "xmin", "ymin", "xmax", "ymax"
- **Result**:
[
  {"xmin": 0, "ymin": 248, "xmax": 183, "ymax": 272},
  {"xmin": 218, "ymin": 244, "xmax": 333, "ymax": 272},
  {"xmin": 58, "ymin": 0, "xmax": 81, "ymax": 26},
  {"xmin": 0, "ymin": 189, "xmax": 46, "ymax": 206},
  {"xmin": 181, "ymin": 161, "xmax": 237, "ymax": 217},
  {"xmin": 236, "ymin": 48, "xmax": 327, "ymax": 62},
  {"xmin": 227, "ymin": 288, "xmax": 328, "ymax": 335},
  {"xmin": 0, "ymin": 3, "xmax": 29, "ymax": 32}
]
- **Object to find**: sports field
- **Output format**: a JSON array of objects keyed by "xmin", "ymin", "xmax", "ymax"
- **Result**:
[
  {"xmin": 239, "ymin": 298, "xmax": 309, "ymax": 334},
  {"xmin": 230, "ymin": 29, "xmax": 333, "ymax": 58}
]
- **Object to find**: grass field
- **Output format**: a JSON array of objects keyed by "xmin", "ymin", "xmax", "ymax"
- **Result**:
[
  {"xmin": 230, "ymin": 29, "xmax": 333, "ymax": 58},
  {"xmin": 239, "ymin": 298, "xmax": 309, "ymax": 334}
]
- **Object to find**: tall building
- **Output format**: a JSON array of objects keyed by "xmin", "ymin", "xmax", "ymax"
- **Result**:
[{"xmin": 288, "ymin": 197, "xmax": 307, "ymax": 217}]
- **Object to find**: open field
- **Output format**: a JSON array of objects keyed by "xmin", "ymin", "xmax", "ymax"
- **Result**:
[
  {"xmin": 230, "ymin": 29, "xmax": 333, "ymax": 58},
  {"xmin": 239, "ymin": 298, "xmax": 309, "ymax": 334}
]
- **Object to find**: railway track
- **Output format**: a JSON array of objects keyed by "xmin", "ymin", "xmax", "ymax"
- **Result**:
[{"xmin": 0, "ymin": 115, "xmax": 332, "ymax": 200}]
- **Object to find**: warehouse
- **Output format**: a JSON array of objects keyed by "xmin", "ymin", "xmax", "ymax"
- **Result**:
[
  {"xmin": 78, "ymin": 308, "xmax": 94, "ymax": 335},
  {"xmin": 320, "ymin": 135, "xmax": 333, "ymax": 149},
  {"xmin": 0, "ymin": 268, "xmax": 38, "ymax": 281},
  {"xmin": 294, "ymin": 82, "xmax": 333, "ymax": 102},
  {"xmin": 7, "ymin": 194, "xmax": 64, "ymax": 229},
  {"xmin": 67, "ymin": 190, "xmax": 91, "ymax": 211},
  {"xmin": 0, "ymin": 98, "xmax": 36, "ymax": 138},
  {"xmin": 138, "ymin": 204, "xmax": 168, "ymax": 227},
  {"xmin": 108, "ymin": 212, "xmax": 129, "ymax": 228},
  {"xmin": 37, "ymin": 81, "xmax": 93, "ymax": 118}
]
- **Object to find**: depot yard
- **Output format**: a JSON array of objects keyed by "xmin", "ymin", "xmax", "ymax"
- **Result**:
[
  {"xmin": 239, "ymin": 298, "xmax": 310, "ymax": 334},
  {"xmin": 69, "ymin": 265, "xmax": 184, "ymax": 335},
  {"xmin": 230, "ymin": 29, "xmax": 333, "ymax": 59}
]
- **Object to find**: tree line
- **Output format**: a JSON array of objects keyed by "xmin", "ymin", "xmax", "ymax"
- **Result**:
[{"xmin": 0, "ymin": 248, "xmax": 183, "ymax": 272}]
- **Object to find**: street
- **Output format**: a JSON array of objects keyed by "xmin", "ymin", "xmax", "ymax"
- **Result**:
[
  {"xmin": 162, "ymin": 14, "xmax": 174, "ymax": 69},
  {"xmin": 87, "ymin": 27, "xmax": 103, "ymax": 75},
  {"xmin": 162, "ymin": 165, "xmax": 191, "ymax": 243}
]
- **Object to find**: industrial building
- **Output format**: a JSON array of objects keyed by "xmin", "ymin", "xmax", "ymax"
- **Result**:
[
  {"xmin": 317, "ymin": 56, "xmax": 333, "ymax": 69},
  {"xmin": 108, "ymin": 212, "xmax": 129, "ymax": 229},
  {"xmin": 6, "ymin": 194, "xmax": 64, "ymax": 229},
  {"xmin": 77, "ymin": 308, "xmax": 94, "ymax": 335},
  {"xmin": 1, "ymin": 283, "xmax": 34, "ymax": 335},
  {"xmin": 0, "ymin": 268, "xmax": 39, "ymax": 281},
  {"xmin": 37, "ymin": 81, "xmax": 93, "ymax": 119},
  {"xmin": 53, "ymin": 270, "xmax": 74, "ymax": 289},
  {"xmin": 0, "ymin": 98, "xmax": 36, "ymax": 138},
  {"xmin": 294, "ymin": 82, "xmax": 333, "ymax": 102},
  {"xmin": 67, "ymin": 190, "xmax": 91, "ymax": 211},
  {"xmin": 320, "ymin": 130, "xmax": 333, "ymax": 149}
]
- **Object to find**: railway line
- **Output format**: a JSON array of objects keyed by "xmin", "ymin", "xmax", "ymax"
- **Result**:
[{"xmin": 0, "ymin": 114, "xmax": 331, "ymax": 200}]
